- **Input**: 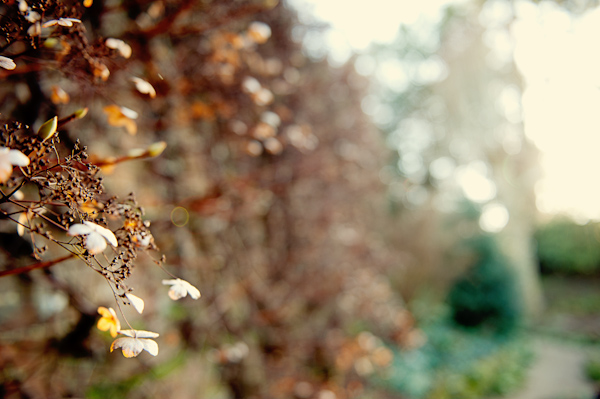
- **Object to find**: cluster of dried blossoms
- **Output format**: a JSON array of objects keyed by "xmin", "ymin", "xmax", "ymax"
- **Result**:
[
  {"xmin": 0, "ymin": 0, "xmax": 202, "ymax": 358},
  {"xmin": 0, "ymin": 117, "xmax": 200, "ymax": 357}
]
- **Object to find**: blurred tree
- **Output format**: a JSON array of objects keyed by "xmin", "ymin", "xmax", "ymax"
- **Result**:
[{"xmin": 368, "ymin": 2, "xmax": 543, "ymax": 317}]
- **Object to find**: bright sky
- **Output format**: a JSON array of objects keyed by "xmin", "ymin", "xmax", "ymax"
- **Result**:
[
  {"xmin": 290, "ymin": 0, "xmax": 600, "ymax": 225},
  {"xmin": 513, "ymin": 2, "xmax": 600, "ymax": 222}
]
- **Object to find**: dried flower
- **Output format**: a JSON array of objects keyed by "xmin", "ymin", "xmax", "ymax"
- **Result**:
[
  {"xmin": 93, "ymin": 62, "xmax": 110, "ymax": 81},
  {"xmin": 105, "ymin": 38, "xmax": 132, "ymax": 59},
  {"xmin": 162, "ymin": 278, "xmax": 201, "ymax": 300},
  {"xmin": 50, "ymin": 86, "xmax": 70, "ymax": 104},
  {"xmin": 67, "ymin": 221, "xmax": 118, "ymax": 254},
  {"xmin": 252, "ymin": 88, "xmax": 274, "ymax": 106},
  {"xmin": 103, "ymin": 105, "xmax": 138, "ymax": 135},
  {"xmin": 125, "ymin": 292, "xmax": 145, "ymax": 314},
  {"xmin": 131, "ymin": 77, "xmax": 156, "ymax": 98},
  {"xmin": 264, "ymin": 137, "xmax": 283, "ymax": 154},
  {"xmin": 247, "ymin": 22, "xmax": 272, "ymax": 44},
  {"xmin": 133, "ymin": 232, "xmax": 152, "ymax": 248},
  {"xmin": 0, "ymin": 147, "xmax": 30, "ymax": 183},
  {"xmin": 260, "ymin": 111, "xmax": 281, "ymax": 127},
  {"xmin": 97, "ymin": 306, "xmax": 121, "ymax": 338},
  {"xmin": 246, "ymin": 140, "xmax": 263, "ymax": 156},
  {"xmin": 0, "ymin": 56, "xmax": 16, "ymax": 71},
  {"xmin": 242, "ymin": 76, "xmax": 261, "ymax": 94},
  {"xmin": 110, "ymin": 329, "xmax": 159, "ymax": 358}
]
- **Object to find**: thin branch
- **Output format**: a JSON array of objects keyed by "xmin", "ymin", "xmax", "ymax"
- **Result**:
[{"xmin": 0, "ymin": 253, "xmax": 76, "ymax": 278}]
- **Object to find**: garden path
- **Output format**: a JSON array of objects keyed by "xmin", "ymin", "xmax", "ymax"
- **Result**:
[{"xmin": 510, "ymin": 337, "xmax": 596, "ymax": 399}]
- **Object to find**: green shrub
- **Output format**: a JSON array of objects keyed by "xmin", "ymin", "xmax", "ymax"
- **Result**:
[
  {"xmin": 536, "ymin": 217, "xmax": 600, "ymax": 275},
  {"xmin": 447, "ymin": 236, "xmax": 522, "ymax": 335},
  {"xmin": 376, "ymin": 318, "xmax": 533, "ymax": 399},
  {"xmin": 585, "ymin": 350, "xmax": 600, "ymax": 383}
]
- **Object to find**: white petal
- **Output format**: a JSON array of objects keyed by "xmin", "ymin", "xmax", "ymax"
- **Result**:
[
  {"xmin": 105, "ymin": 38, "xmax": 123, "ymax": 49},
  {"xmin": 135, "ymin": 330, "xmax": 160, "ymax": 339},
  {"xmin": 131, "ymin": 77, "xmax": 156, "ymax": 97},
  {"xmin": 8, "ymin": 149, "xmax": 30, "ymax": 166},
  {"xmin": 185, "ymin": 282, "xmax": 201, "ymax": 300},
  {"xmin": 85, "ymin": 231, "xmax": 107, "ymax": 254},
  {"xmin": 0, "ymin": 56, "xmax": 16, "ymax": 71},
  {"xmin": 126, "ymin": 293, "xmax": 145, "ymax": 314},
  {"xmin": 117, "ymin": 329, "xmax": 136, "ymax": 337},
  {"xmin": 67, "ymin": 223, "xmax": 93, "ymax": 236},
  {"xmin": 27, "ymin": 22, "xmax": 41, "ymax": 36},
  {"xmin": 119, "ymin": 329, "xmax": 159, "ymax": 339},
  {"xmin": 41, "ymin": 19, "xmax": 58, "ymax": 27},
  {"xmin": 140, "ymin": 338, "xmax": 159, "ymax": 356},
  {"xmin": 162, "ymin": 279, "xmax": 200, "ymax": 300},
  {"xmin": 178, "ymin": 279, "xmax": 201, "ymax": 299},
  {"xmin": 13, "ymin": 190, "xmax": 24, "ymax": 200},
  {"xmin": 0, "ymin": 162, "xmax": 12, "ymax": 183},
  {"xmin": 82, "ymin": 220, "xmax": 101, "ymax": 231},
  {"xmin": 111, "ymin": 337, "xmax": 144, "ymax": 357},
  {"xmin": 18, "ymin": 1, "xmax": 28, "ymax": 13},
  {"xmin": 168, "ymin": 285, "xmax": 187, "ymax": 300},
  {"xmin": 242, "ymin": 76, "xmax": 261, "ymax": 94},
  {"xmin": 117, "ymin": 42, "xmax": 132, "ymax": 59},
  {"xmin": 119, "ymin": 106, "xmax": 138, "ymax": 119},
  {"xmin": 84, "ymin": 221, "xmax": 117, "ymax": 247},
  {"xmin": 25, "ymin": 11, "xmax": 40, "ymax": 23},
  {"xmin": 17, "ymin": 213, "xmax": 27, "ymax": 236}
]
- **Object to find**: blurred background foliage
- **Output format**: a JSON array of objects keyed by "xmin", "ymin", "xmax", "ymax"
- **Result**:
[
  {"xmin": 0, "ymin": 0, "xmax": 599, "ymax": 398},
  {"xmin": 536, "ymin": 217, "xmax": 600, "ymax": 275}
]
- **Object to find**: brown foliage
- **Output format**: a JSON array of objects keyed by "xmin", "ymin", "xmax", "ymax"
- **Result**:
[{"xmin": 0, "ymin": 1, "xmax": 418, "ymax": 397}]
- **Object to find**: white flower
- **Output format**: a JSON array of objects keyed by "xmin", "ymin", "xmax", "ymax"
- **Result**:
[
  {"xmin": 162, "ymin": 278, "xmax": 201, "ymax": 300},
  {"xmin": 133, "ymin": 232, "xmax": 152, "ymax": 248},
  {"xmin": 242, "ymin": 76, "xmax": 261, "ymax": 94},
  {"xmin": 125, "ymin": 292, "xmax": 145, "ymax": 314},
  {"xmin": 27, "ymin": 22, "xmax": 41, "ymax": 37},
  {"xmin": 0, "ymin": 147, "xmax": 29, "ymax": 183},
  {"xmin": 18, "ymin": 0, "xmax": 28, "ymax": 13},
  {"xmin": 110, "ymin": 329, "xmax": 159, "ymax": 358},
  {"xmin": 42, "ymin": 18, "xmax": 81, "ymax": 28},
  {"xmin": 24, "ymin": 10, "xmax": 41, "ymax": 23},
  {"xmin": 0, "ymin": 56, "xmax": 16, "ymax": 70},
  {"xmin": 247, "ymin": 21, "xmax": 271, "ymax": 44},
  {"xmin": 67, "ymin": 220, "xmax": 118, "ymax": 254},
  {"xmin": 105, "ymin": 38, "xmax": 132, "ymax": 59},
  {"xmin": 130, "ymin": 77, "xmax": 156, "ymax": 98}
]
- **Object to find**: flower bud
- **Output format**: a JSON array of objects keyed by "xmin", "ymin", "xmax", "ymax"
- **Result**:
[
  {"xmin": 37, "ymin": 116, "xmax": 57, "ymax": 142},
  {"xmin": 147, "ymin": 141, "xmax": 167, "ymax": 158},
  {"xmin": 74, "ymin": 107, "xmax": 88, "ymax": 119}
]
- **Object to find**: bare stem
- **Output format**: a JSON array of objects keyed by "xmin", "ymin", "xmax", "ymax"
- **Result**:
[{"xmin": 0, "ymin": 253, "xmax": 76, "ymax": 278}]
